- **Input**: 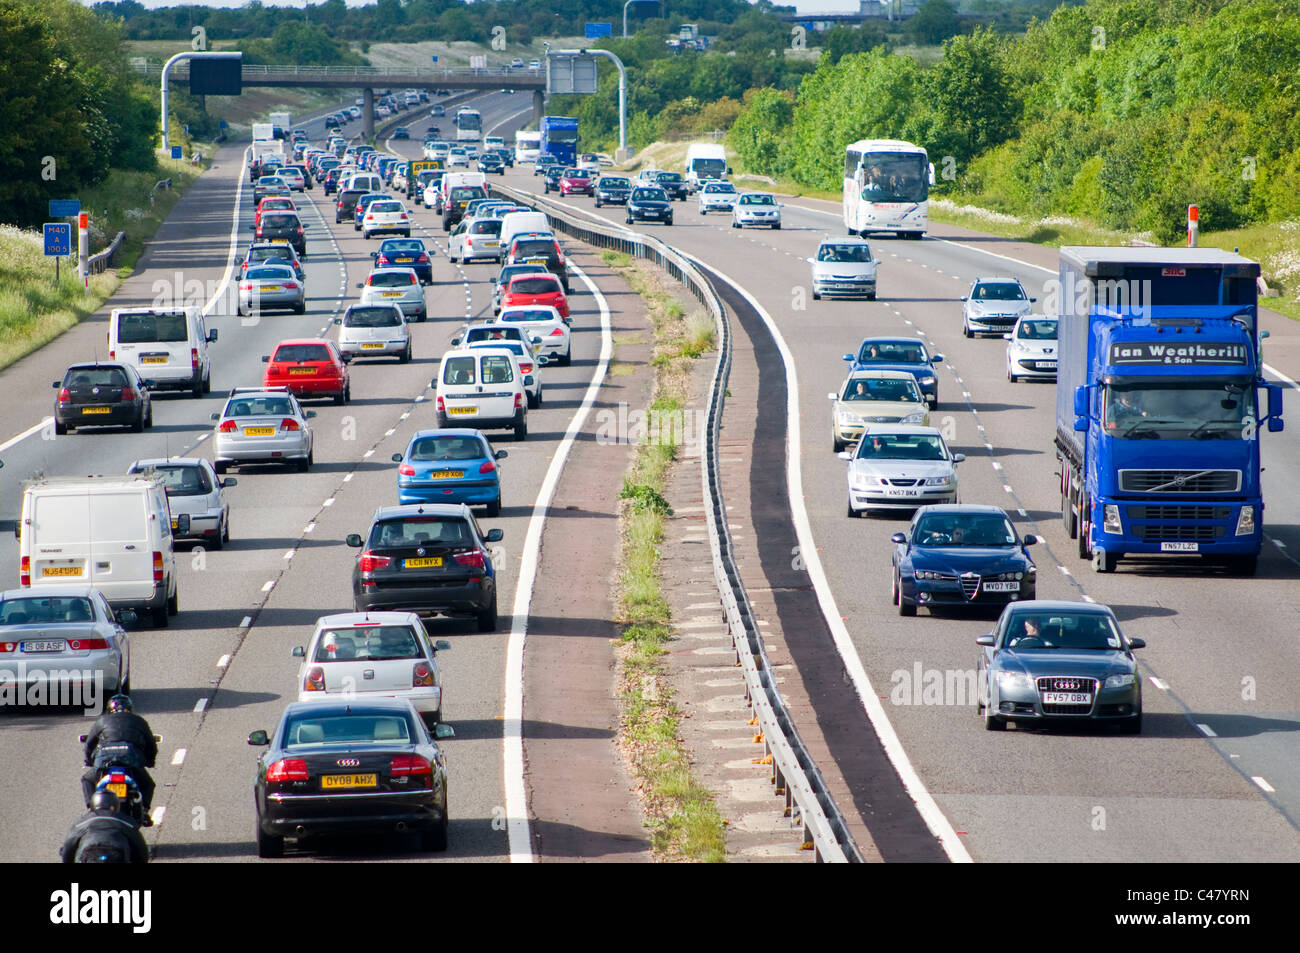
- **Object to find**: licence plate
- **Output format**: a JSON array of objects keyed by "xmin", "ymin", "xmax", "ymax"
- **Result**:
[
  {"xmin": 405, "ymin": 557, "xmax": 443, "ymax": 569},
  {"xmin": 381, "ymin": 291, "xmax": 402, "ymax": 297},
  {"xmin": 321, "ymin": 774, "xmax": 377, "ymax": 790},
  {"xmin": 360, "ymin": 342, "xmax": 385, "ymax": 349},
  {"xmin": 1036, "ymin": 362, "xmax": 1057, "ymax": 370},
  {"xmin": 981, "ymin": 581, "xmax": 1020, "ymax": 592},
  {"xmin": 1043, "ymin": 692, "xmax": 1092, "ymax": 705},
  {"xmin": 260, "ymin": 285, "xmax": 282, "ymax": 292},
  {"xmin": 447, "ymin": 407, "xmax": 476, "ymax": 415},
  {"xmin": 81, "ymin": 407, "xmax": 111, "ymax": 415},
  {"xmin": 888, "ymin": 488, "xmax": 921, "ymax": 497},
  {"xmin": 430, "ymin": 470, "xmax": 465, "ymax": 479},
  {"xmin": 1160, "ymin": 542, "xmax": 1199, "ymax": 552},
  {"xmin": 41, "ymin": 567, "xmax": 83, "ymax": 577},
  {"xmin": 20, "ymin": 640, "xmax": 65, "ymax": 653},
  {"xmin": 140, "ymin": 356, "xmax": 167, "ymax": 365},
  {"xmin": 244, "ymin": 426, "xmax": 275, "ymax": 436},
  {"xmin": 289, "ymin": 367, "xmax": 316, "ymax": 375},
  {"xmin": 107, "ymin": 783, "xmax": 128, "ymax": 799},
  {"xmin": 395, "ymin": 257, "xmax": 413, "ymax": 263},
  {"xmin": 526, "ymin": 258, "xmax": 547, "ymax": 266},
  {"xmin": 170, "ymin": 519, "xmax": 178, "ymax": 530}
]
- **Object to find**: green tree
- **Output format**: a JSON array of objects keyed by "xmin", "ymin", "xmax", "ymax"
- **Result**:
[
  {"xmin": 907, "ymin": 0, "xmax": 961, "ymax": 46},
  {"xmin": 728, "ymin": 87, "xmax": 794, "ymax": 177}
]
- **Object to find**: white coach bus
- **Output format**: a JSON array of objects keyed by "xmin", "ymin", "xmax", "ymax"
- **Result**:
[{"xmin": 843, "ymin": 139, "xmax": 934, "ymax": 239}]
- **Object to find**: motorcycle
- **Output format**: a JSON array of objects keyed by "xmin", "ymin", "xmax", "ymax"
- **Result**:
[{"xmin": 79, "ymin": 734, "xmax": 162, "ymax": 826}]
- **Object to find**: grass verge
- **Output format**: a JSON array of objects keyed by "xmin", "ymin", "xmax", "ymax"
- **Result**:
[
  {"xmin": 0, "ymin": 150, "xmax": 212, "ymax": 372},
  {"xmin": 601, "ymin": 247, "xmax": 725, "ymax": 862}
]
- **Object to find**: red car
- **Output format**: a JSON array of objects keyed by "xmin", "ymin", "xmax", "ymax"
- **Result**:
[
  {"xmin": 501, "ymin": 273, "xmax": 569, "ymax": 319},
  {"xmin": 262, "ymin": 339, "xmax": 351, "ymax": 405},
  {"xmin": 255, "ymin": 196, "xmax": 296, "ymax": 227},
  {"xmin": 558, "ymin": 169, "xmax": 593, "ymax": 197}
]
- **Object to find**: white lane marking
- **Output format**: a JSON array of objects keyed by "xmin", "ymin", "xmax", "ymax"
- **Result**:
[
  {"xmin": 1058, "ymin": 566, "xmax": 1072, "ymax": 576},
  {"xmin": 693, "ymin": 259, "xmax": 973, "ymax": 863},
  {"xmin": 217, "ymin": 654, "xmax": 231, "ymax": 668},
  {"xmin": 193, "ymin": 698, "xmax": 208, "ymax": 713},
  {"xmin": 304, "ymin": 522, "xmax": 316, "ymax": 534},
  {"xmin": 343, "ymin": 473, "xmax": 353, "ymax": 482},
  {"xmin": 1081, "ymin": 594, "xmax": 1096, "ymax": 603},
  {"xmin": 1252, "ymin": 776, "xmax": 1276, "ymax": 793},
  {"xmin": 384, "ymin": 428, "xmax": 396, "ymax": 437},
  {"xmin": 237, "ymin": 617, "xmax": 250, "ymax": 629},
  {"xmin": 260, "ymin": 580, "xmax": 274, "ymax": 592},
  {"xmin": 363, "ymin": 449, "xmax": 374, "ymax": 458},
  {"xmin": 1148, "ymin": 676, "xmax": 1168, "ymax": 691},
  {"xmin": 283, "ymin": 549, "xmax": 295, "ymax": 560},
  {"xmin": 323, "ymin": 498, "xmax": 335, "ymax": 507},
  {"xmin": 202, "ymin": 143, "xmax": 254, "ymax": 318},
  {"xmin": 150, "ymin": 806, "xmax": 166, "ymax": 826},
  {"xmin": 1196, "ymin": 723, "xmax": 1218, "ymax": 737},
  {"xmin": 171, "ymin": 749, "xmax": 187, "ymax": 766},
  {"xmin": 504, "ymin": 260, "xmax": 613, "ymax": 864},
  {"xmin": 0, "ymin": 417, "xmax": 54, "ymax": 453}
]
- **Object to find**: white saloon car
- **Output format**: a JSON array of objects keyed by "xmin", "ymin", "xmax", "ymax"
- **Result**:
[
  {"xmin": 837, "ymin": 425, "xmax": 964, "ymax": 516},
  {"xmin": 732, "ymin": 191, "xmax": 781, "ymax": 229},
  {"xmin": 1004, "ymin": 315, "xmax": 1059, "ymax": 382},
  {"xmin": 496, "ymin": 305, "xmax": 571, "ymax": 364}
]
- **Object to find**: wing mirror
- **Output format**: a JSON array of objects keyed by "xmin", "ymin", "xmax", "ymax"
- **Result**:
[
  {"xmin": 952, "ymin": 453, "xmax": 965, "ymax": 463},
  {"xmin": 837, "ymin": 451, "xmax": 852, "ymax": 461},
  {"xmin": 247, "ymin": 730, "xmax": 270, "ymax": 746},
  {"xmin": 291, "ymin": 646, "xmax": 304, "ymax": 658},
  {"xmin": 175, "ymin": 514, "xmax": 190, "ymax": 536},
  {"xmin": 890, "ymin": 533, "xmax": 908, "ymax": 544},
  {"xmin": 485, "ymin": 528, "xmax": 504, "ymax": 543},
  {"xmin": 495, "ymin": 450, "xmax": 508, "ymax": 460},
  {"xmin": 1022, "ymin": 535, "xmax": 1038, "ymax": 545},
  {"xmin": 345, "ymin": 533, "xmax": 364, "ymax": 547},
  {"xmin": 208, "ymin": 329, "xmax": 219, "ymax": 343},
  {"xmin": 976, "ymin": 635, "xmax": 996, "ymax": 647},
  {"xmin": 434, "ymin": 724, "xmax": 455, "ymax": 739},
  {"xmin": 222, "ymin": 477, "xmax": 238, "ymax": 488}
]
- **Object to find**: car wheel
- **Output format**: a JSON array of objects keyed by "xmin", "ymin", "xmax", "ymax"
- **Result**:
[
  {"xmin": 203, "ymin": 373, "xmax": 212, "ymax": 395},
  {"xmin": 890, "ymin": 571, "xmax": 899, "ymax": 605},
  {"xmin": 833, "ymin": 436, "xmax": 845, "ymax": 453},
  {"xmin": 421, "ymin": 813, "xmax": 449, "ymax": 852},
  {"xmin": 594, "ymin": 199, "xmax": 601, "ymax": 208},
  {"xmin": 626, "ymin": 216, "xmax": 633, "ymax": 225},
  {"xmin": 527, "ymin": 390, "xmax": 539, "ymax": 409},
  {"xmin": 151, "ymin": 603, "xmax": 168, "ymax": 628},
  {"xmin": 293, "ymin": 302, "xmax": 306, "ymax": 315},
  {"xmin": 485, "ymin": 496, "xmax": 501, "ymax": 518},
  {"xmin": 897, "ymin": 576, "xmax": 916, "ymax": 617},
  {"xmin": 209, "ymin": 520, "xmax": 224, "ymax": 551},
  {"xmin": 297, "ymin": 454, "xmax": 310, "ymax": 473},
  {"xmin": 1008, "ymin": 366, "xmax": 1018, "ymax": 383},
  {"xmin": 560, "ymin": 349, "xmax": 571, "ymax": 367},
  {"xmin": 963, "ymin": 323, "xmax": 973, "ymax": 338},
  {"xmin": 119, "ymin": 674, "xmax": 131, "ymax": 696},
  {"xmin": 256, "ymin": 822, "xmax": 285, "ymax": 859},
  {"xmin": 812, "ymin": 291, "xmax": 821, "ymax": 301},
  {"xmin": 55, "ymin": 419, "xmax": 68, "ymax": 435},
  {"xmin": 867, "ymin": 293, "xmax": 876, "ymax": 301},
  {"xmin": 1093, "ymin": 549, "xmax": 1118, "ymax": 573},
  {"xmin": 192, "ymin": 376, "xmax": 204, "ymax": 398},
  {"xmin": 131, "ymin": 411, "xmax": 145, "ymax": 434},
  {"xmin": 1077, "ymin": 493, "xmax": 1092, "ymax": 559},
  {"xmin": 773, "ymin": 223, "xmax": 781, "ymax": 230},
  {"xmin": 145, "ymin": 406, "xmax": 154, "ymax": 428},
  {"xmin": 167, "ymin": 588, "xmax": 178, "ymax": 616},
  {"xmin": 984, "ymin": 707, "xmax": 1006, "ymax": 731},
  {"xmin": 448, "ymin": 251, "xmax": 458, "ymax": 263},
  {"xmin": 514, "ymin": 414, "xmax": 527, "ymax": 441},
  {"xmin": 846, "ymin": 501, "xmax": 858, "ymax": 519},
  {"xmin": 731, "ymin": 221, "xmax": 739, "ymax": 228},
  {"xmin": 477, "ymin": 592, "xmax": 498, "ymax": 632},
  {"xmin": 400, "ymin": 343, "xmax": 412, "ymax": 364}
]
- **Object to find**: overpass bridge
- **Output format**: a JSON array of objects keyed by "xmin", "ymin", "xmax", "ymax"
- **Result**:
[{"xmin": 134, "ymin": 63, "xmax": 546, "ymax": 138}]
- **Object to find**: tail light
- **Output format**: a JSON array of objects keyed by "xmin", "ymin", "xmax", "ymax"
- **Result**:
[
  {"xmin": 282, "ymin": 282, "xmax": 299, "ymax": 290},
  {"xmin": 280, "ymin": 418, "xmax": 300, "ymax": 431},
  {"xmin": 120, "ymin": 387, "xmax": 136, "ymax": 401},
  {"xmin": 191, "ymin": 347, "xmax": 199, "ymax": 369},
  {"xmin": 436, "ymin": 395, "xmax": 445, "ymax": 413},
  {"xmin": 304, "ymin": 667, "xmax": 325, "ymax": 692},
  {"xmin": 337, "ymin": 200, "xmax": 344, "ymax": 209},
  {"xmin": 266, "ymin": 759, "xmax": 310, "ymax": 782},
  {"xmin": 366, "ymin": 214, "xmax": 374, "ymax": 221},
  {"xmin": 550, "ymin": 328, "xmax": 564, "ymax": 336},
  {"xmin": 479, "ymin": 460, "xmax": 496, "ymax": 474},
  {"xmin": 108, "ymin": 772, "xmax": 128, "ymax": 785},
  {"xmin": 152, "ymin": 552, "xmax": 164, "ymax": 583},
  {"xmin": 389, "ymin": 754, "xmax": 431, "ymax": 779},
  {"xmin": 358, "ymin": 551, "xmax": 392, "ymax": 573},
  {"xmin": 514, "ymin": 393, "xmax": 523, "ymax": 409},
  {"xmin": 412, "ymin": 662, "xmax": 433, "ymax": 687},
  {"xmin": 20, "ymin": 556, "xmax": 30, "ymax": 587},
  {"xmin": 453, "ymin": 549, "xmax": 486, "ymax": 570},
  {"xmin": 108, "ymin": 350, "xmax": 115, "ymax": 358},
  {"xmin": 417, "ymin": 254, "xmax": 429, "ymax": 263},
  {"xmin": 519, "ymin": 362, "xmax": 533, "ymax": 374},
  {"xmin": 218, "ymin": 419, "xmax": 238, "ymax": 433},
  {"xmin": 378, "ymin": 255, "xmax": 390, "ymax": 265},
  {"xmin": 67, "ymin": 638, "xmax": 109, "ymax": 651},
  {"xmin": 397, "ymin": 463, "xmax": 415, "ymax": 476},
  {"xmin": 57, "ymin": 388, "xmax": 71, "ymax": 403},
  {"xmin": 0, "ymin": 642, "xmax": 15, "ymax": 653},
  {"xmin": 296, "ymin": 226, "xmax": 304, "ymax": 235},
  {"xmin": 399, "ymin": 213, "xmax": 408, "ymax": 220}
]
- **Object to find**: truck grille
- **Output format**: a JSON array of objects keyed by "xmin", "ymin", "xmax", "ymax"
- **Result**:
[
  {"xmin": 1118, "ymin": 469, "xmax": 1241, "ymax": 493},
  {"xmin": 1133, "ymin": 524, "xmax": 1224, "ymax": 541},
  {"xmin": 1127, "ymin": 505, "xmax": 1230, "ymax": 520}
]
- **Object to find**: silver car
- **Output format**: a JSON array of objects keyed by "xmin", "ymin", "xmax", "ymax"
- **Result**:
[
  {"xmin": 211, "ymin": 387, "xmax": 315, "ymax": 474},
  {"xmin": 0, "ymin": 586, "xmax": 132, "ymax": 702},
  {"xmin": 127, "ymin": 457, "xmax": 235, "ymax": 548},
  {"xmin": 829, "ymin": 370, "xmax": 930, "ymax": 452},
  {"xmin": 962, "ymin": 276, "xmax": 1035, "ymax": 338},
  {"xmin": 237, "ymin": 264, "xmax": 305, "ymax": 317},
  {"xmin": 358, "ymin": 267, "xmax": 427, "ymax": 321},
  {"xmin": 292, "ymin": 611, "xmax": 450, "ymax": 728},
  {"xmin": 809, "ymin": 238, "xmax": 879, "ymax": 300},
  {"xmin": 697, "ymin": 181, "xmax": 738, "ymax": 214},
  {"xmin": 336, "ymin": 303, "xmax": 412, "ymax": 363},
  {"xmin": 732, "ymin": 191, "xmax": 782, "ymax": 229},
  {"xmin": 448, "ymin": 216, "xmax": 504, "ymax": 264},
  {"xmin": 837, "ymin": 425, "xmax": 964, "ymax": 516},
  {"xmin": 1004, "ymin": 315, "xmax": 1059, "ymax": 382}
]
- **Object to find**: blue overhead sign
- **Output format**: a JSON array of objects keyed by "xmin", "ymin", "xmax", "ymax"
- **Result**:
[
  {"xmin": 585, "ymin": 22, "xmax": 612, "ymax": 38},
  {"xmin": 43, "ymin": 223, "xmax": 71, "ymax": 256},
  {"xmin": 171, "ymin": 145, "xmax": 183, "ymax": 159},
  {"xmin": 49, "ymin": 199, "xmax": 80, "ymax": 217}
]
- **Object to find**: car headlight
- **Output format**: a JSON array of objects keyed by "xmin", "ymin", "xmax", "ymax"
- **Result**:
[
  {"xmin": 923, "ymin": 475, "xmax": 952, "ymax": 487},
  {"xmin": 996, "ymin": 670, "xmax": 1034, "ymax": 691},
  {"xmin": 852, "ymin": 474, "xmax": 883, "ymax": 488},
  {"xmin": 901, "ymin": 412, "xmax": 928, "ymax": 425},
  {"xmin": 1104, "ymin": 673, "xmax": 1136, "ymax": 689},
  {"xmin": 838, "ymin": 411, "xmax": 863, "ymax": 425},
  {"xmin": 913, "ymin": 570, "xmax": 941, "ymax": 580},
  {"xmin": 918, "ymin": 375, "xmax": 936, "ymax": 384}
]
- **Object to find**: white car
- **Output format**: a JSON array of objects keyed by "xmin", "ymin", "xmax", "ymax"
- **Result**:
[
  {"xmin": 293, "ymin": 611, "xmax": 449, "ymax": 728},
  {"xmin": 447, "ymin": 148, "xmax": 470, "ymax": 168},
  {"xmin": 837, "ymin": 425, "xmax": 964, "ymax": 516},
  {"xmin": 1004, "ymin": 315, "xmax": 1059, "ymax": 382},
  {"xmin": 808, "ymin": 237, "xmax": 878, "ymax": 300},
  {"xmin": 277, "ymin": 167, "xmax": 306, "ymax": 192},
  {"xmin": 828, "ymin": 369, "xmax": 930, "ymax": 452},
  {"xmin": 497, "ymin": 305, "xmax": 571, "ymax": 365},
  {"xmin": 732, "ymin": 191, "xmax": 782, "ymax": 229},
  {"xmin": 698, "ymin": 181, "xmax": 739, "ymax": 214},
  {"xmin": 447, "ymin": 216, "xmax": 504, "ymax": 264},
  {"xmin": 962, "ymin": 276, "xmax": 1035, "ymax": 338},
  {"xmin": 348, "ymin": 105, "xmax": 361, "ymax": 118},
  {"xmin": 436, "ymin": 346, "xmax": 529, "ymax": 439},
  {"xmin": 465, "ymin": 338, "xmax": 547, "ymax": 408},
  {"xmin": 126, "ymin": 457, "xmax": 234, "ymax": 548},
  {"xmin": 335, "ymin": 302, "xmax": 412, "ymax": 363},
  {"xmin": 358, "ymin": 267, "xmax": 427, "ymax": 321},
  {"xmin": 361, "ymin": 199, "xmax": 411, "ymax": 239}
]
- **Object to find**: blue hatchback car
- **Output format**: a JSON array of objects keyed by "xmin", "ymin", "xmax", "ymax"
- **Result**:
[{"xmin": 393, "ymin": 429, "xmax": 507, "ymax": 514}]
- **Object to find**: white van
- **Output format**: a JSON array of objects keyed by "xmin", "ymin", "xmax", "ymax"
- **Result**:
[
  {"xmin": 342, "ymin": 173, "xmax": 383, "ymax": 195},
  {"xmin": 435, "ymin": 346, "xmax": 528, "ymax": 439},
  {"xmin": 498, "ymin": 211, "xmax": 551, "ymax": 255},
  {"xmin": 18, "ymin": 477, "xmax": 182, "ymax": 628},
  {"xmin": 109, "ymin": 307, "xmax": 218, "ymax": 398},
  {"xmin": 515, "ymin": 131, "xmax": 541, "ymax": 164}
]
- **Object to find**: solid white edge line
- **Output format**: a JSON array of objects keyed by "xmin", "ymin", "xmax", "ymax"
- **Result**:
[
  {"xmin": 503, "ymin": 260, "xmax": 612, "ymax": 863},
  {"xmin": 694, "ymin": 259, "xmax": 974, "ymax": 863},
  {"xmin": 202, "ymin": 143, "xmax": 253, "ymax": 318},
  {"xmin": 1252, "ymin": 776, "xmax": 1276, "ymax": 793},
  {"xmin": 0, "ymin": 417, "xmax": 54, "ymax": 453}
]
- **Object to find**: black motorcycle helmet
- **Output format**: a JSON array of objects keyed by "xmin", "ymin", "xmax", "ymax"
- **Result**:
[
  {"xmin": 106, "ymin": 694, "xmax": 133, "ymax": 714},
  {"xmin": 90, "ymin": 789, "xmax": 121, "ymax": 812}
]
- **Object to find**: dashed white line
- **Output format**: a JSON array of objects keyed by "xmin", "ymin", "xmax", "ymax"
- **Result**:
[
  {"xmin": 237, "ymin": 616, "xmax": 251, "ymax": 628},
  {"xmin": 1197, "ymin": 723, "xmax": 1217, "ymax": 737},
  {"xmin": 217, "ymin": 654, "xmax": 231, "ymax": 667},
  {"xmin": 283, "ymin": 549, "xmax": 296, "ymax": 560},
  {"xmin": 1057, "ymin": 566, "xmax": 1072, "ymax": 576},
  {"xmin": 1148, "ymin": 676, "xmax": 1168, "ymax": 691},
  {"xmin": 150, "ymin": 806, "xmax": 166, "ymax": 826},
  {"xmin": 384, "ymin": 428, "xmax": 396, "ymax": 437},
  {"xmin": 171, "ymin": 749, "xmax": 187, "ymax": 766},
  {"xmin": 323, "ymin": 498, "xmax": 335, "ymax": 507},
  {"xmin": 1252, "ymin": 776, "xmax": 1276, "ymax": 793},
  {"xmin": 260, "ymin": 580, "xmax": 275, "ymax": 592},
  {"xmin": 343, "ymin": 473, "xmax": 353, "ymax": 482},
  {"xmin": 193, "ymin": 698, "xmax": 208, "ymax": 713},
  {"xmin": 363, "ymin": 449, "xmax": 375, "ymax": 458}
]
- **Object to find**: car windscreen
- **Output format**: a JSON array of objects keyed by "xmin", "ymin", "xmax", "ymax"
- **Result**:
[
  {"xmin": 65, "ymin": 367, "xmax": 128, "ymax": 388},
  {"xmin": 451, "ymin": 187, "xmax": 486, "ymax": 202},
  {"xmin": 345, "ymin": 307, "xmax": 402, "ymax": 328},
  {"xmin": 0, "ymin": 596, "xmax": 96, "ymax": 625},
  {"xmin": 1002, "ymin": 613, "xmax": 1122, "ymax": 651},
  {"xmin": 913, "ymin": 514, "xmax": 1017, "ymax": 547},
  {"xmin": 1017, "ymin": 320, "xmax": 1058, "ymax": 340},
  {"xmin": 465, "ymin": 328, "xmax": 521, "ymax": 344},
  {"xmin": 224, "ymin": 396, "xmax": 292, "ymax": 417},
  {"xmin": 600, "ymin": 178, "xmax": 630, "ymax": 188},
  {"xmin": 512, "ymin": 240, "xmax": 555, "ymax": 258},
  {"xmin": 658, "ymin": 173, "xmax": 682, "ymax": 183},
  {"xmin": 368, "ymin": 272, "xmax": 416, "ymax": 287},
  {"xmin": 856, "ymin": 342, "xmax": 926, "ymax": 364},
  {"xmin": 741, "ymin": 194, "xmax": 775, "ymax": 205},
  {"xmin": 632, "ymin": 189, "xmax": 666, "ymax": 201},
  {"xmin": 315, "ymin": 625, "xmax": 423, "ymax": 661},
  {"xmin": 818, "ymin": 244, "xmax": 873, "ymax": 263},
  {"xmin": 842, "ymin": 378, "xmax": 921, "ymax": 402},
  {"xmin": 855, "ymin": 435, "xmax": 946, "ymax": 461},
  {"xmin": 116, "ymin": 311, "xmax": 188, "ymax": 344},
  {"xmin": 380, "ymin": 240, "xmax": 424, "ymax": 253},
  {"xmin": 509, "ymin": 277, "xmax": 559, "ymax": 295},
  {"xmin": 703, "ymin": 183, "xmax": 736, "ymax": 193},
  {"xmin": 273, "ymin": 344, "xmax": 331, "ymax": 363},
  {"xmin": 408, "ymin": 434, "xmax": 487, "ymax": 462},
  {"xmin": 974, "ymin": 282, "xmax": 1026, "ymax": 301},
  {"xmin": 369, "ymin": 516, "xmax": 472, "ymax": 548},
  {"xmin": 245, "ymin": 267, "xmax": 294, "ymax": 280},
  {"xmin": 282, "ymin": 713, "xmax": 413, "ymax": 747},
  {"xmin": 370, "ymin": 201, "xmax": 403, "ymax": 214},
  {"xmin": 136, "ymin": 464, "xmax": 213, "ymax": 496}
]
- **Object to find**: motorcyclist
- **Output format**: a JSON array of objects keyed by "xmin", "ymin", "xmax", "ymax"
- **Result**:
[
  {"xmin": 60, "ymin": 789, "xmax": 149, "ymax": 864},
  {"xmin": 81, "ymin": 694, "xmax": 158, "ymax": 825}
]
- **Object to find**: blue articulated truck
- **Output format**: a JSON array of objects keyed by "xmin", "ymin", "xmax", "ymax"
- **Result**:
[
  {"xmin": 1055, "ymin": 247, "xmax": 1284, "ymax": 575},
  {"xmin": 539, "ymin": 116, "xmax": 578, "ymax": 167}
]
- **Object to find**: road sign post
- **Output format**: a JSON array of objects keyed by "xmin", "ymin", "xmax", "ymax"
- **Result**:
[
  {"xmin": 43, "ymin": 223, "xmax": 71, "ymax": 284},
  {"xmin": 78, "ymin": 213, "xmax": 89, "ymax": 293}
]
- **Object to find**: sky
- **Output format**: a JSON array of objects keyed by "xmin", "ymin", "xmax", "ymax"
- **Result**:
[{"xmin": 81, "ymin": 1, "xmax": 869, "ymax": 17}]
